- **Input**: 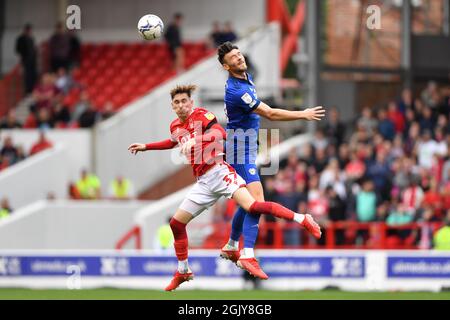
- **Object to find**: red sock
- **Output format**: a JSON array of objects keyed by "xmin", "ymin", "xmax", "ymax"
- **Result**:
[
  {"xmin": 249, "ymin": 201, "xmax": 295, "ymax": 221},
  {"xmin": 169, "ymin": 218, "xmax": 188, "ymax": 261}
]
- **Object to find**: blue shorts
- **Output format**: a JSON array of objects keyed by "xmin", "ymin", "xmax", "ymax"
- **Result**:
[{"xmin": 231, "ymin": 163, "xmax": 260, "ymax": 184}]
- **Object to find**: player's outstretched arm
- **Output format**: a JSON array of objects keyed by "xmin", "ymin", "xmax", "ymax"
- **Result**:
[
  {"xmin": 254, "ymin": 101, "xmax": 325, "ymax": 121},
  {"xmin": 128, "ymin": 139, "xmax": 178, "ymax": 155}
]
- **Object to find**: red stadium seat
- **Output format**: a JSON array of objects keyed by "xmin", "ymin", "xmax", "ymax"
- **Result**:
[{"xmin": 76, "ymin": 42, "xmax": 209, "ymax": 109}]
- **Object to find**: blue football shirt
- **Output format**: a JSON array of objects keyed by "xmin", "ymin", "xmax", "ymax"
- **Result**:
[{"xmin": 224, "ymin": 73, "xmax": 261, "ymax": 165}]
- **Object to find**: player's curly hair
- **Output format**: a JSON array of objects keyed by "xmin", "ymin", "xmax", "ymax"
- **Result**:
[
  {"xmin": 170, "ymin": 84, "xmax": 197, "ymax": 99},
  {"xmin": 217, "ymin": 41, "xmax": 239, "ymax": 65}
]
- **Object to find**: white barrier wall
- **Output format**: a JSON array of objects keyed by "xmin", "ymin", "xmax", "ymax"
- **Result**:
[
  {"xmin": 0, "ymin": 145, "xmax": 70, "ymax": 209},
  {"xmin": 0, "ymin": 129, "xmax": 92, "ymax": 181},
  {"xmin": 2, "ymin": 0, "xmax": 266, "ymax": 72},
  {"xmin": 95, "ymin": 23, "xmax": 281, "ymax": 196},
  {"xmin": 0, "ymin": 129, "xmax": 91, "ymax": 209},
  {"xmin": 0, "ymin": 200, "xmax": 148, "ymax": 249}
]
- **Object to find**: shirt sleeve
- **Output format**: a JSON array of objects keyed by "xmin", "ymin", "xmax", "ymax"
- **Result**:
[
  {"xmin": 197, "ymin": 109, "xmax": 218, "ymax": 130},
  {"xmin": 230, "ymin": 86, "xmax": 261, "ymax": 114}
]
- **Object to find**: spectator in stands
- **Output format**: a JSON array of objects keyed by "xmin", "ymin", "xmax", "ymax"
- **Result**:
[
  {"xmin": 1, "ymin": 136, "xmax": 19, "ymax": 165},
  {"xmin": 49, "ymin": 22, "xmax": 71, "ymax": 72},
  {"xmin": 419, "ymin": 106, "xmax": 435, "ymax": 133},
  {"xmin": 416, "ymin": 129, "xmax": 438, "ymax": 170},
  {"xmin": 356, "ymin": 180, "xmax": 377, "ymax": 222},
  {"xmin": 404, "ymin": 121, "xmax": 420, "ymax": 156},
  {"xmin": 29, "ymin": 131, "xmax": 53, "ymax": 155},
  {"xmin": 421, "ymin": 81, "xmax": 440, "ymax": 110},
  {"xmin": 443, "ymin": 151, "xmax": 450, "ymax": 184},
  {"xmin": 15, "ymin": 23, "xmax": 37, "ymax": 94},
  {"xmin": 387, "ymin": 101, "xmax": 405, "ymax": 134},
  {"xmin": 422, "ymin": 177, "xmax": 443, "ymax": 217},
  {"xmin": 345, "ymin": 151, "xmax": 366, "ymax": 181},
  {"xmin": 320, "ymin": 159, "xmax": 342, "ymax": 192},
  {"xmin": 377, "ymin": 108, "xmax": 395, "ymax": 141},
  {"xmin": 68, "ymin": 181, "xmax": 82, "ymax": 199},
  {"xmin": 367, "ymin": 150, "xmax": 391, "ymax": 200},
  {"xmin": 357, "ymin": 107, "xmax": 378, "ymax": 135},
  {"xmin": 100, "ymin": 102, "xmax": 116, "ymax": 121},
  {"xmin": 78, "ymin": 101, "xmax": 100, "ymax": 128},
  {"xmin": 55, "ymin": 67, "xmax": 74, "ymax": 94},
  {"xmin": 0, "ymin": 198, "xmax": 12, "ymax": 219},
  {"xmin": 403, "ymin": 108, "xmax": 417, "ymax": 138},
  {"xmin": 68, "ymin": 29, "xmax": 81, "ymax": 69},
  {"xmin": 307, "ymin": 175, "xmax": 329, "ymax": 225},
  {"xmin": 164, "ymin": 13, "xmax": 185, "ymax": 73},
  {"xmin": 71, "ymin": 90, "xmax": 91, "ymax": 124},
  {"xmin": 325, "ymin": 186, "xmax": 347, "ymax": 245},
  {"xmin": 31, "ymin": 73, "xmax": 61, "ymax": 114},
  {"xmin": 261, "ymin": 177, "xmax": 277, "ymax": 246},
  {"xmin": 53, "ymin": 100, "xmax": 71, "ymax": 127},
  {"xmin": 154, "ymin": 218, "xmax": 175, "ymax": 253},
  {"xmin": 15, "ymin": 146, "xmax": 26, "ymax": 163},
  {"xmin": 313, "ymin": 147, "xmax": 328, "ymax": 173},
  {"xmin": 208, "ymin": 21, "xmax": 223, "ymax": 48},
  {"xmin": 221, "ymin": 21, "xmax": 238, "ymax": 43},
  {"xmin": 0, "ymin": 109, "xmax": 22, "ymax": 129},
  {"xmin": 36, "ymin": 108, "xmax": 54, "ymax": 130},
  {"xmin": 337, "ymin": 143, "xmax": 350, "ymax": 169},
  {"xmin": 312, "ymin": 129, "xmax": 328, "ymax": 152},
  {"xmin": 322, "ymin": 107, "xmax": 345, "ymax": 147},
  {"xmin": 433, "ymin": 209, "xmax": 450, "ymax": 250},
  {"xmin": 0, "ymin": 155, "xmax": 8, "ymax": 171},
  {"xmin": 398, "ymin": 88, "xmax": 415, "ymax": 115},
  {"xmin": 299, "ymin": 143, "xmax": 314, "ymax": 167},
  {"xmin": 386, "ymin": 200, "xmax": 414, "ymax": 241},
  {"xmin": 401, "ymin": 175, "xmax": 424, "ymax": 213},
  {"xmin": 75, "ymin": 169, "xmax": 101, "ymax": 199},
  {"xmin": 108, "ymin": 176, "xmax": 135, "ymax": 200}
]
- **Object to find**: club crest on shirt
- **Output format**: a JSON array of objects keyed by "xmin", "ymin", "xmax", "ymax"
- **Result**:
[
  {"xmin": 205, "ymin": 112, "xmax": 215, "ymax": 121},
  {"xmin": 241, "ymin": 92, "xmax": 253, "ymax": 104},
  {"xmin": 249, "ymin": 168, "xmax": 256, "ymax": 175}
]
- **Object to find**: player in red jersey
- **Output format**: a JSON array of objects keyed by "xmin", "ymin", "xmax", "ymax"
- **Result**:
[{"xmin": 128, "ymin": 85, "xmax": 321, "ymax": 291}]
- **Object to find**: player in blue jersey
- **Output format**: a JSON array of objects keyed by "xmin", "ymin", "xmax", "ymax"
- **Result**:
[{"xmin": 217, "ymin": 42, "xmax": 325, "ymax": 279}]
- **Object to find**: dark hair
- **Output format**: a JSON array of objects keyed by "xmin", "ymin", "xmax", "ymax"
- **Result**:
[
  {"xmin": 217, "ymin": 41, "xmax": 238, "ymax": 65},
  {"xmin": 170, "ymin": 84, "xmax": 197, "ymax": 99},
  {"xmin": 174, "ymin": 13, "xmax": 183, "ymax": 19}
]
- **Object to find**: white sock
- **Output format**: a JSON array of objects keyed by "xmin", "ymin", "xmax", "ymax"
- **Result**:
[
  {"xmin": 243, "ymin": 248, "xmax": 254, "ymax": 258},
  {"xmin": 227, "ymin": 239, "xmax": 239, "ymax": 250},
  {"xmin": 178, "ymin": 259, "xmax": 189, "ymax": 273},
  {"xmin": 294, "ymin": 213, "xmax": 305, "ymax": 224}
]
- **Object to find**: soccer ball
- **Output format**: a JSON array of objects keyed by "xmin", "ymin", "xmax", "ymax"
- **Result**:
[{"xmin": 137, "ymin": 14, "xmax": 164, "ymax": 40}]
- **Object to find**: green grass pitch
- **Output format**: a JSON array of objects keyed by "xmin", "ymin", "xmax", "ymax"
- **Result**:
[{"xmin": 0, "ymin": 289, "xmax": 449, "ymax": 300}]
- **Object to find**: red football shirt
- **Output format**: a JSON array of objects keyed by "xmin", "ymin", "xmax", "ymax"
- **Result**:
[{"xmin": 170, "ymin": 108, "xmax": 224, "ymax": 177}]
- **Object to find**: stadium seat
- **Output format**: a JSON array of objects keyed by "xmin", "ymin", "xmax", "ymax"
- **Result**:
[{"xmin": 75, "ymin": 42, "xmax": 211, "ymax": 110}]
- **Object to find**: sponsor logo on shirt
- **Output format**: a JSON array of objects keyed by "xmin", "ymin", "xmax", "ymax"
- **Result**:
[{"xmin": 241, "ymin": 92, "xmax": 253, "ymax": 104}]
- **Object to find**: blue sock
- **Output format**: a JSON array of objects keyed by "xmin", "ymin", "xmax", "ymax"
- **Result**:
[
  {"xmin": 243, "ymin": 212, "xmax": 261, "ymax": 249},
  {"xmin": 230, "ymin": 207, "xmax": 246, "ymax": 242}
]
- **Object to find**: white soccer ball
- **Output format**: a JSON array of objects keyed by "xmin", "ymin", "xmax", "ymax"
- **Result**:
[{"xmin": 137, "ymin": 14, "xmax": 164, "ymax": 40}]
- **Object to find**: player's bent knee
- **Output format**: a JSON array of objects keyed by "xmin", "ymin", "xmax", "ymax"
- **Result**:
[{"xmin": 232, "ymin": 187, "xmax": 256, "ymax": 212}]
